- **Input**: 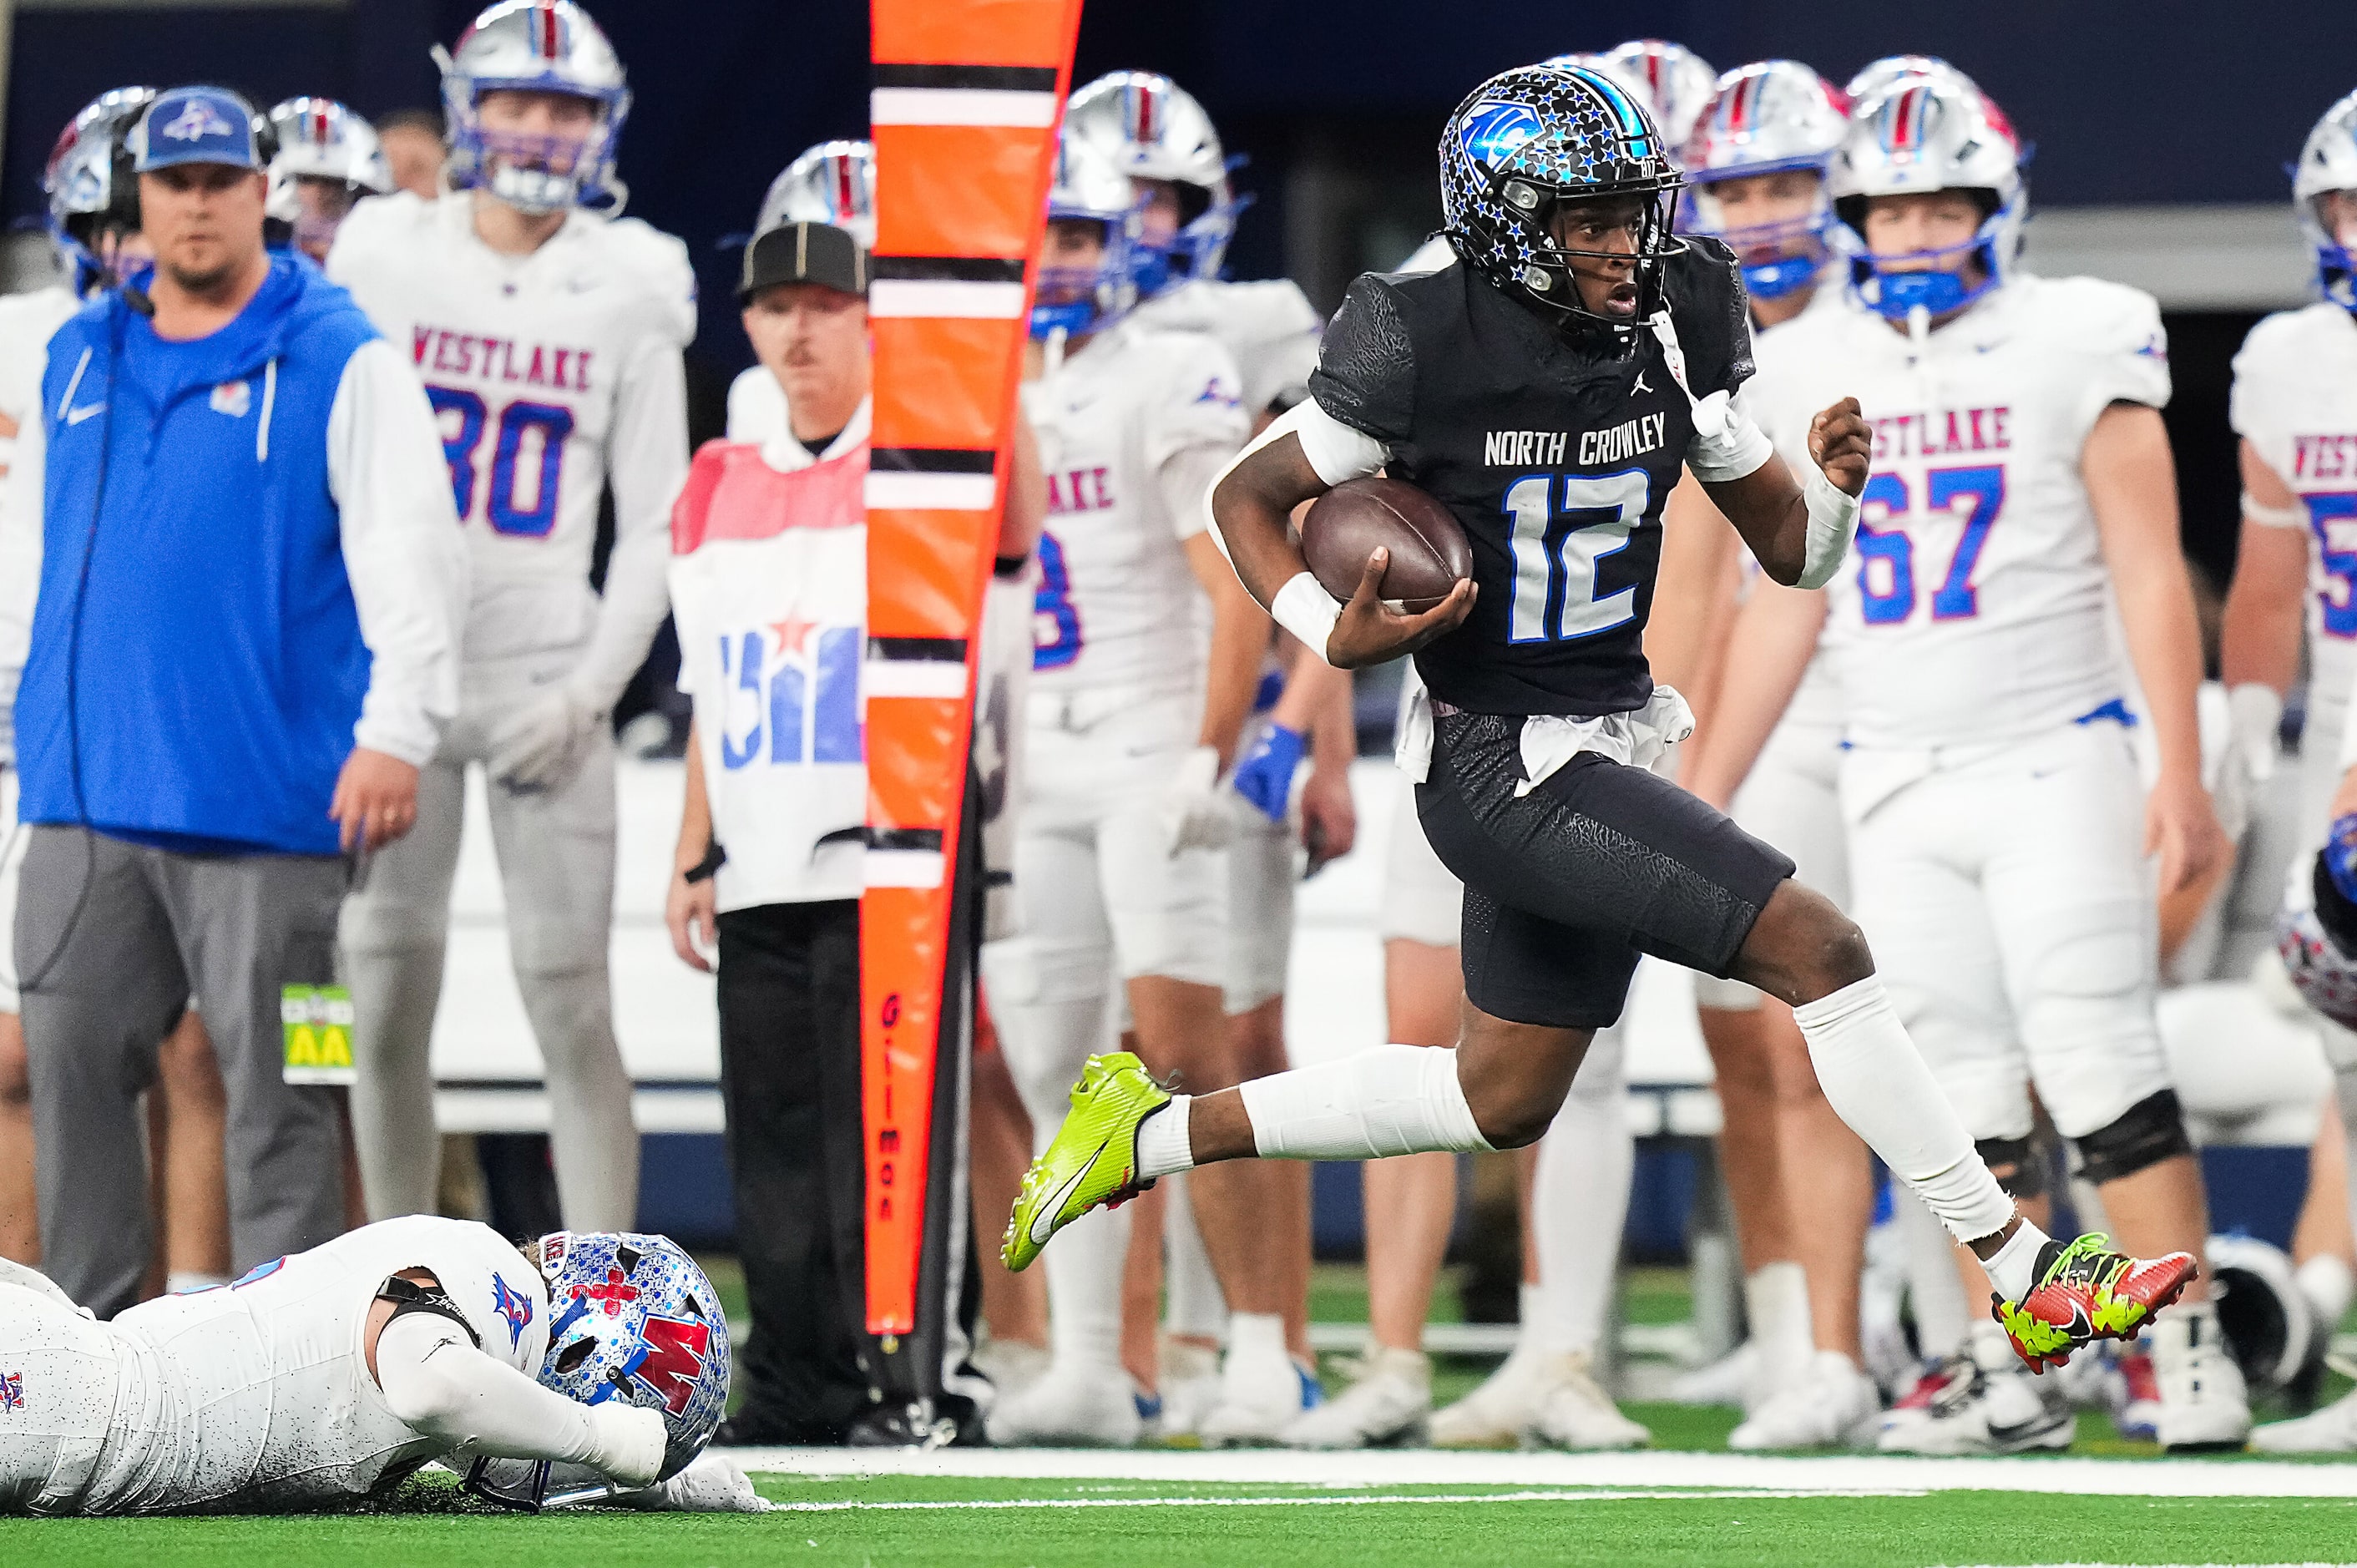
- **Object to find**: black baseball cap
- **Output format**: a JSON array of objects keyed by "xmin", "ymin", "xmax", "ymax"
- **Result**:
[{"xmin": 739, "ymin": 220, "xmax": 867, "ymax": 302}]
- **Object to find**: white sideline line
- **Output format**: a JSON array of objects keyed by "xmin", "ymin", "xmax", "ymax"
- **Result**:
[
  {"xmin": 767, "ymin": 1488, "xmax": 1920, "ymax": 1513},
  {"xmin": 726, "ymin": 1445, "xmax": 2357, "ymax": 1499}
]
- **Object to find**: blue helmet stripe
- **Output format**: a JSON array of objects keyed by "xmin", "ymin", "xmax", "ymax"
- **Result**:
[{"xmin": 1571, "ymin": 68, "xmax": 1655, "ymax": 158}]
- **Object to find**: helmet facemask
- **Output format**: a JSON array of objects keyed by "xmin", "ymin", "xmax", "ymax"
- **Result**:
[
  {"xmin": 1837, "ymin": 186, "xmax": 2011, "ymax": 321},
  {"xmin": 1474, "ymin": 171, "xmax": 1684, "ymax": 339},
  {"xmin": 1031, "ymin": 210, "xmax": 1138, "ymax": 340},
  {"xmin": 1687, "ymin": 168, "xmax": 1833, "ymax": 301},
  {"xmin": 2307, "ymin": 190, "xmax": 2357, "ymax": 315},
  {"xmin": 463, "ymin": 89, "xmax": 617, "ymax": 215}
]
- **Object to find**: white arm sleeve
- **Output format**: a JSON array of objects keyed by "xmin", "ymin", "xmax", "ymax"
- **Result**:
[
  {"xmin": 326, "ymin": 341, "xmax": 468, "ymax": 767},
  {"xmin": 573, "ymin": 331, "xmax": 688, "ymax": 711},
  {"xmin": 0, "ymin": 397, "xmax": 45, "ymax": 717},
  {"xmin": 374, "ymin": 1313, "xmax": 665, "ymax": 1485}
]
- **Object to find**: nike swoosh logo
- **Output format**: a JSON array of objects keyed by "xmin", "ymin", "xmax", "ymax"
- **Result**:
[
  {"xmin": 65, "ymin": 403, "xmax": 104, "ymax": 425},
  {"xmin": 1029, "ymin": 1141, "xmax": 1107, "ymax": 1246}
]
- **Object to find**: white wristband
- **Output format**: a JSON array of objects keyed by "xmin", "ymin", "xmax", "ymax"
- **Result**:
[
  {"xmin": 1271, "ymin": 571, "xmax": 1343, "ymax": 666},
  {"xmin": 1793, "ymin": 468, "xmax": 1861, "ymax": 590},
  {"xmin": 2243, "ymin": 492, "xmax": 2309, "ymax": 530}
]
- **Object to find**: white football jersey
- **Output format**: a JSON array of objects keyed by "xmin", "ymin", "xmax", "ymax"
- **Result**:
[
  {"xmin": 1019, "ymin": 320, "xmax": 1247, "ymax": 696},
  {"xmin": 1128, "ymin": 276, "xmax": 1321, "ymax": 419},
  {"xmin": 1746, "ymin": 274, "xmax": 2169, "ymax": 749},
  {"xmin": 2231, "ymin": 301, "xmax": 2357, "ymax": 706},
  {"xmin": 327, "ymin": 190, "xmax": 695, "ymax": 665},
  {"xmin": 725, "ymin": 363, "xmax": 787, "ymax": 444},
  {"xmin": 89, "ymin": 1216, "xmax": 548, "ymax": 1515}
]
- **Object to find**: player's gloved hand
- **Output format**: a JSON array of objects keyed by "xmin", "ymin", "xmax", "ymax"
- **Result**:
[
  {"xmin": 582, "ymin": 1401, "xmax": 667, "ymax": 1490},
  {"xmin": 1231, "ymin": 725, "xmax": 1306, "ymax": 823},
  {"xmin": 490, "ymin": 683, "xmax": 608, "ymax": 792},
  {"xmin": 2226, "ymin": 683, "xmax": 2282, "ymax": 787},
  {"xmin": 1161, "ymin": 744, "xmax": 1237, "ymax": 856},
  {"xmin": 633, "ymin": 1451, "xmax": 774, "ymax": 1514}
]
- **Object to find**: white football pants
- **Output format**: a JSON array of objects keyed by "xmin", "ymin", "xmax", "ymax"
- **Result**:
[
  {"xmin": 1843, "ymin": 722, "xmax": 2172, "ymax": 1142},
  {"xmin": 339, "ymin": 653, "xmax": 638, "ymax": 1231},
  {"xmin": 984, "ymin": 686, "xmax": 1226, "ymax": 1370},
  {"xmin": 1692, "ymin": 711, "xmax": 1849, "ymax": 1009},
  {"xmin": 0, "ymin": 1265, "xmax": 115, "ymax": 1515}
]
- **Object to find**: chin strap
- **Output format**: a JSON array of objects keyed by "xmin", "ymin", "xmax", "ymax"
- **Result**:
[{"xmin": 1644, "ymin": 310, "xmax": 1730, "ymax": 439}]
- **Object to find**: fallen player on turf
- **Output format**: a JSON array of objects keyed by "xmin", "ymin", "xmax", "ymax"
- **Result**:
[{"xmin": 0, "ymin": 1216, "xmax": 768, "ymax": 1515}]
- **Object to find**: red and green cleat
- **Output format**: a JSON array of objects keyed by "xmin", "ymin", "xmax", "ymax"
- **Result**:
[{"xmin": 1991, "ymin": 1232, "xmax": 2198, "ymax": 1373}]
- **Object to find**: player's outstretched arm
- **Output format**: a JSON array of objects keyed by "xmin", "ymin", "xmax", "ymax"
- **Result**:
[
  {"xmin": 1702, "ymin": 397, "xmax": 1871, "ymax": 589},
  {"xmin": 2086, "ymin": 400, "xmax": 2229, "ymax": 897},
  {"xmin": 368, "ymin": 1277, "xmax": 665, "ymax": 1487}
]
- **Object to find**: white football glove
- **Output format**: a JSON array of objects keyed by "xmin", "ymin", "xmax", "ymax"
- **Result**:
[
  {"xmin": 1159, "ymin": 744, "xmax": 1236, "ymax": 857},
  {"xmin": 629, "ymin": 1451, "xmax": 774, "ymax": 1514},
  {"xmin": 582, "ymin": 1402, "xmax": 667, "ymax": 1490},
  {"xmin": 2214, "ymin": 683, "xmax": 2284, "ymax": 846},
  {"xmin": 489, "ymin": 683, "xmax": 607, "ymax": 792}
]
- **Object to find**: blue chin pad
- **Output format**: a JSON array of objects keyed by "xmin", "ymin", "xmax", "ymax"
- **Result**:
[
  {"xmin": 1740, "ymin": 254, "xmax": 1819, "ymax": 301},
  {"xmin": 2327, "ymin": 813, "xmax": 2357, "ymax": 908},
  {"xmin": 1029, "ymin": 296, "xmax": 1100, "ymax": 341},
  {"xmin": 2319, "ymin": 244, "xmax": 2357, "ymax": 315},
  {"xmin": 1130, "ymin": 245, "xmax": 1174, "ymax": 299}
]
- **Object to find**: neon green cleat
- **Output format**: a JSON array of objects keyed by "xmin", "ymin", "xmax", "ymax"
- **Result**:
[
  {"xmin": 1002, "ymin": 1051, "xmax": 1171, "ymax": 1272},
  {"xmin": 1991, "ymin": 1232, "xmax": 2198, "ymax": 1373}
]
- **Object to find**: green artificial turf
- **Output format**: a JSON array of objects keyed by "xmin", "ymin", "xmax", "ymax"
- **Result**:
[{"xmin": 7, "ymin": 1473, "xmax": 2355, "ymax": 1568}]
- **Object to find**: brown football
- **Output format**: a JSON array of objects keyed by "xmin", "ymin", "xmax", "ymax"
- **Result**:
[{"xmin": 1299, "ymin": 478, "xmax": 1473, "ymax": 613}]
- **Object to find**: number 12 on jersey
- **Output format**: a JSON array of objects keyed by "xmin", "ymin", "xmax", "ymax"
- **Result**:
[{"xmin": 1503, "ymin": 470, "xmax": 1650, "ymax": 643}]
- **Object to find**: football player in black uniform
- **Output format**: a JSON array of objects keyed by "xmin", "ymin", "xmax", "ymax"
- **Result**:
[{"xmin": 1006, "ymin": 62, "xmax": 2196, "ymax": 1373}]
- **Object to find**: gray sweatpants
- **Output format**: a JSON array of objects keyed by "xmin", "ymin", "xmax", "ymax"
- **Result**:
[{"xmin": 13, "ymin": 826, "xmax": 347, "ymax": 1318}]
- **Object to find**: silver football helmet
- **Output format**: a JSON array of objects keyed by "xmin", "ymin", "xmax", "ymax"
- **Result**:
[
  {"xmin": 436, "ymin": 0, "xmax": 630, "ymax": 215},
  {"xmin": 1683, "ymin": 61, "xmax": 1849, "ymax": 301},
  {"xmin": 2294, "ymin": 91, "xmax": 2357, "ymax": 312},
  {"xmin": 43, "ymin": 87, "xmax": 155, "ymax": 291},
  {"xmin": 1030, "ymin": 128, "xmax": 1142, "ymax": 341},
  {"xmin": 1843, "ymin": 54, "xmax": 1981, "ymax": 104},
  {"xmin": 1063, "ymin": 71, "xmax": 1240, "ymax": 295},
  {"xmin": 265, "ymin": 98, "xmax": 392, "ymax": 256},
  {"xmin": 1599, "ymin": 39, "xmax": 1720, "ymax": 148},
  {"xmin": 755, "ymin": 139, "xmax": 874, "ymax": 248},
  {"xmin": 1829, "ymin": 75, "xmax": 2026, "ymax": 320}
]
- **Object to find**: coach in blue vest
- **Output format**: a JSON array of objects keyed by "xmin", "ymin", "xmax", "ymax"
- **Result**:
[{"xmin": 0, "ymin": 87, "xmax": 466, "ymax": 1316}]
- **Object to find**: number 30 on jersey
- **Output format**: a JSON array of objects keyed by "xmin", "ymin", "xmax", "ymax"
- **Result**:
[{"xmin": 427, "ymin": 384, "xmax": 575, "ymax": 538}]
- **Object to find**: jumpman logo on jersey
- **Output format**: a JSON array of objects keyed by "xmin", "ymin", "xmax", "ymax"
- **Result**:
[
  {"xmin": 0, "ymin": 1372, "xmax": 22, "ymax": 1413},
  {"xmin": 1632, "ymin": 371, "xmax": 1654, "ymax": 396}
]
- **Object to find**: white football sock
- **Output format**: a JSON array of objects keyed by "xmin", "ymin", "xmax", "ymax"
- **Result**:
[
  {"xmin": 1161, "ymin": 1169, "xmax": 1229, "ymax": 1341},
  {"xmin": 1894, "ymin": 1186, "xmax": 1970, "ymax": 1361},
  {"xmin": 1237, "ymin": 1044, "xmax": 1494, "ymax": 1161},
  {"xmin": 1136, "ymin": 1096, "xmax": 1195, "ymax": 1180},
  {"xmin": 1222, "ymin": 1309, "xmax": 1292, "ymax": 1389},
  {"xmin": 1042, "ymin": 1201, "xmax": 1130, "ymax": 1371},
  {"xmin": 2299, "ymin": 1253, "xmax": 2354, "ymax": 1332},
  {"xmin": 1792, "ymin": 977, "xmax": 2016, "ymax": 1245},
  {"xmin": 1742, "ymin": 1261, "xmax": 1814, "ymax": 1398},
  {"xmin": 1532, "ymin": 1026, "xmax": 1633, "ymax": 1356},
  {"xmin": 1513, "ymin": 1282, "xmax": 1544, "ymax": 1357},
  {"xmin": 1980, "ymin": 1214, "xmax": 2049, "ymax": 1303},
  {"xmin": 164, "ymin": 1270, "xmax": 228, "ymax": 1296}
]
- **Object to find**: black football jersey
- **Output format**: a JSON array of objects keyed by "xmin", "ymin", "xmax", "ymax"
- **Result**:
[{"xmin": 1309, "ymin": 240, "xmax": 1755, "ymax": 717}]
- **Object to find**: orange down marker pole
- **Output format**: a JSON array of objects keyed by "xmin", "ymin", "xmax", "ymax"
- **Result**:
[{"xmin": 862, "ymin": 0, "xmax": 1081, "ymax": 1338}]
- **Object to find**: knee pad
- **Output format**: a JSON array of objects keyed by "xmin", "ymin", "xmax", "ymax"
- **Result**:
[
  {"xmin": 1973, "ymin": 1134, "xmax": 2048, "ymax": 1201},
  {"xmin": 2072, "ymin": 1087, "xmax": 2193, "ymax": 1186}
]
